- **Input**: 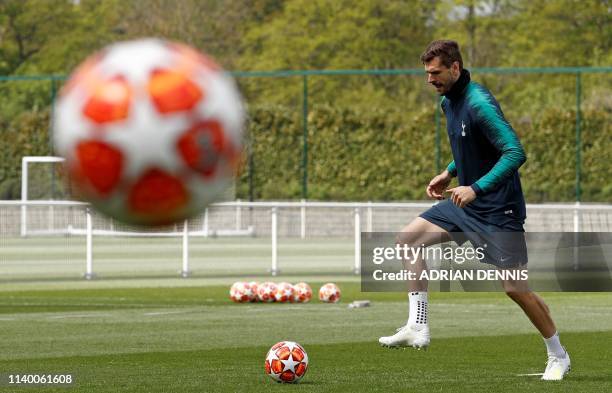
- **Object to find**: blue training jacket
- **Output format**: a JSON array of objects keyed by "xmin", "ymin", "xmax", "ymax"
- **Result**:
[{"xmin": 441, "ymin": 69, "xmax": 527, "ymax": 226}]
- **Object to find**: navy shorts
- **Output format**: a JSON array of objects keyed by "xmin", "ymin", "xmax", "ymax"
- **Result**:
[{"xmin": 420, "ymin": 199, "xmax": 527, "ymax": 268}]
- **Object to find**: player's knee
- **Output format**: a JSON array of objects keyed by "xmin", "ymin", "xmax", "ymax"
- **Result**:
[
  {"xmin": 396, "ymin": 231, "xmax": 420, "ymax": 247},
  {"xmin": 505, "ymin": 289, "xmax": 533, "ymax": 305},
  {"xmin": 505, "ymin": 290, "xmax": 521, "ymax": 303}
]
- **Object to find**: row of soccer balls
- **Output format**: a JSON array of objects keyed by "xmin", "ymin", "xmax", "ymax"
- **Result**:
[{"xmin": 230, "ymin": 282, "xmax": 341, "ymax": 303}]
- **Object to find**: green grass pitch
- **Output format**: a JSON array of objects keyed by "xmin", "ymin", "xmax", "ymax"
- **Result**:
[{"xmin": 1, "ymin": 280, "xmax": 611, "ymax": 392}]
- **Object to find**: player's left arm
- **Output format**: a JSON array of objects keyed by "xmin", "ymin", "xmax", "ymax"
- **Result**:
[{"xmin": 469, "ymin": 88, "xmax": 527, "ymax": 195}]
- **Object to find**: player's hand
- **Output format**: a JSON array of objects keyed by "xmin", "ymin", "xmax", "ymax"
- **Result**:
[
  {"xmin": 426, "ymin": 170, "xmax": 452, "ymax": 200},
  {"xmin": 445, "ymin": 186, "xmax": 476, "ymax": 208}
]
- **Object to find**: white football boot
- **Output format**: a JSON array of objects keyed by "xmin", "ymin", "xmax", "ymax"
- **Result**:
[
  {"xmin": 541, "ymin": 349, "xmax": 571, "ymax": 381},
  {"xmin": 378, "ymin": 324, "xmax": 430, "ymax": 349}
]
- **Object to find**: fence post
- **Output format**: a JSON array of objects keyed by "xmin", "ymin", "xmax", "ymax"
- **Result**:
[
  {"xmin": 573, "ymin": 201, "xmax": 581, "ymax": 271},
  {"xmin": 270, "ymin": 207, "xmax": 279, "ymax": 276},
  {"xmin": 300, "ymin": 198, "xmax": 306, "ymax": 239},
  {"xmin": 573, "ymin": 202, "xmax": 581, "ymax": 233},
  {"xmin": 84, "ymin": 207, "xmax": 95, "ymax": 280},
  {"xmin": 20, "ymin": 158, "xmax": 28, "ymax": 237},
  {"xmin": 575, "ymin": 72, "xmax": 582, "ymax": 202},
  {"xmin": 302, "ymin": 75, "xmax": 309, "ymax": 199},
  {"xmin": 181, "ymin": 219, "xmax": 190, "ymax": 277},
  {"xmin": 202, "ymin": 208, "xmax": 209, "ymax": 236},
  {"xmin": 236, "ymin": 199, "xmax": 242, "ymax": 231},
  {"xmin": 353, "ymin": 207, "xmax": 361, "ymax": 274}
]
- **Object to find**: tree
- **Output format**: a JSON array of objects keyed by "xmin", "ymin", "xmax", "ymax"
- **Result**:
[
  {"xmin": 121, "ymin": 0, "xmax": 284, "ymax": 70},
  {"xmin": 0, "ymin": 0, "xmax": 76, "ymax": 75},
  {"xmin": 237, "ymin": 0, "xmax": 437, "ymax": 107},
  {"xmin": 504, "ymin": 0, "xmax": 612, "ymax": 67}
]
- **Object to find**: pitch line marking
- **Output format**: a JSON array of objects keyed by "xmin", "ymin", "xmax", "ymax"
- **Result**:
[
  {"xmin": 143, "ymin": 310, "xmax": 191, "ymax": 316},
  {"xmin": 47, "ymin": 314, "xmax": 111, "ymax": 319},
  {"xmin": 515, "ymin": 373, "xmax": 544, "ymax": 376}
]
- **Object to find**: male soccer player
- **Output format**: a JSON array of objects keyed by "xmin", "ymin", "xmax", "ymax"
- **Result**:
[{"xmin": 378, "ymin": 40, "xmax": 571, "ymax": 381}]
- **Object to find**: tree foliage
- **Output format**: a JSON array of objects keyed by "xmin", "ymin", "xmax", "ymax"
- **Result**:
[{"xmin": 0, "ymin": 0, "xmax": 610, "ymax": 201}]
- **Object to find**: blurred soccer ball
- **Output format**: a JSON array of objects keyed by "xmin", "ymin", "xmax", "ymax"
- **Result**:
[
  {"xmin": 53, "ymin": 38, "xmax": 244, "ymax": 225},
  {"xmin": 318, "ymin": 283, "xmax": 341, "ymax": 303},
  {"xmin": 292, "ymin": 282, "xmax": 312, "ymax": 303},
  {"xmin": 274, "ymin": 282, "xmax": 295, "ymax": 303},
  {"xmin": 248, "ymin": 281, "xmax": 259, "ymax": 302},
  {"xmin": 264, "ymin": 341, "xmax": 309, "ymax": 383},
  {"xmin": 257, "ymin": 282, "xmax": 278, "ymax": 303},
  {"xmin": 229, "ymin": 282, "xmax": 255, "ymax": 303}
]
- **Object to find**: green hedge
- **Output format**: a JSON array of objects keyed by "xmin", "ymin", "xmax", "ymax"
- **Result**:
[
  {"xmin": 238, "ymin": 105, "xmax": 610, "ymax": 202},
  {"xmin": 1, "ymin": 106, "xmax": 610, "ymax": 202}
]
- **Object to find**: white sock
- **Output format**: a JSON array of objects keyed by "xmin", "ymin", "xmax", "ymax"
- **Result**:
[
  {"xmin": 543, "ymin": 332, "xmax": 565, "ymax": 357},
  {"xmin": 407, "ymin": 291, "xmax": 428, "ymax": 328}
]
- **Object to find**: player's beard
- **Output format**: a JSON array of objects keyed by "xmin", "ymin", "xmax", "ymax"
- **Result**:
[
  {"xmin": 434, "ymin": 78, "xmax": 454, "ymax": 95},
  {"xmin": 432, "ymin": 82, "xmax": 447, "ymax": 95}
]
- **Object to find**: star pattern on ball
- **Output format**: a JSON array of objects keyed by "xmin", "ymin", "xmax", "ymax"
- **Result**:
[{"xmin": 264, "ymin": 341, "xmax": 308, "ymax": 384}]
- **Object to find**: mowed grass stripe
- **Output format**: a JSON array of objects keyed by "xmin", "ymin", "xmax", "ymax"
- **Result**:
[
  {"xmin": 0, "ymin": 333, "xmax": 609, "ymax": 393},
  {"xmin": 2, "ymin": 284, "xmax": 612, "ymax": 310},
  {"xmin": 1, "ymin": 290, "xmax": 611, "ymax": 361}
]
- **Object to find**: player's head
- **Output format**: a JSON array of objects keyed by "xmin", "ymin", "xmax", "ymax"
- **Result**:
[{"xmin": 420, "ymin": 40, "xmax": 463, "ymax": 94}]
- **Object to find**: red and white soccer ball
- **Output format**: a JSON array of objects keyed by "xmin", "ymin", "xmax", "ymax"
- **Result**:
[
  {"xmin": 319, "ymin": 283, "xmax": 341, "ymax": 303},
  {"xmin": 265, "ymin": 341, "xmax": 309, "ymax": 383},
  {"xmin": 257, "ymin": 282, "xmax": 278, "ymax": 303},
  {"xmin": 53, "ymin": 38, "xmax": 244, "ymax": 225},
  {"xmin": 292, "ymin": 282, "xmax": 312, "ymax": 303},
  {"xmin": 248, "ymin": 281, "xmax": 259, "ymax": 302},
  {"xmin": 274, "ymin": 282, "xmax": 295, "ymax": 303},
  {"xmin": 229, "ymin": 282, "xmax": 256, "ymax": 303}
]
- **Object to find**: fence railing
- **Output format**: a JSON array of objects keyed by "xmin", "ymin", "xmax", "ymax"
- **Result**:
[{"xmin": 1, "ymin": 199, "xmax": 611, "ymax": 280}]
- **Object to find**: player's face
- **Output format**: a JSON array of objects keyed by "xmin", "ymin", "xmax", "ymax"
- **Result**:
[{"xmin": 424, "ymin": 57, "xmax": 460, "ymax": 94}]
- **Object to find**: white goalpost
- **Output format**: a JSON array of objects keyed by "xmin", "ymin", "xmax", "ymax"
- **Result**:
[{"xmin": 20, "ymin": 156, "xmax": 66, "ymax": 237}]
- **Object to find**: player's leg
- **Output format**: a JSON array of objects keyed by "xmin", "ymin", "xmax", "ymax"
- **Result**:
[
  {"xmin": 379, "ymin": 217, "xmax": 451, "ymax": 349},
  {"xmin": 502, "ymin": 276, "xmax": 556, "ymax": 337},
  {"xmin": 397, "ymin": 217, "xmax": 451, "ymax": 288},
  {"xmin": 398, "ymin": 217, "xmax": 451, "ymax": 325},
  {"xmin": 501, "ymin": 277, "xmax": 570, "ymax": 380}
]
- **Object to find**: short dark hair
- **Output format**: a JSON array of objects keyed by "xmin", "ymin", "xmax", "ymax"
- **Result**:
[{"xmin": 420, "ymin": 40, "xmax": 463, "ymax": 70}]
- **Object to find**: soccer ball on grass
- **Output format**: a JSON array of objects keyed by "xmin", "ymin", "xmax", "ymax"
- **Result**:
[
  {"xmin": 229, "ymin": 282, "xmax": 256, "ymax": 303},
  {"xmin": 257, "ymin": 282, "xmax": 278, "ymax": 303},
  {"xmin": 274, "ymin": 282, "xmax": 295, "ymax": 303},
  {"xmin": 292, "ymin": 282, "xmax": 312, "ymax": 303},
  {"xmin": 264, "ymin": 341, "xmax": 309, "ymax": 383},
  {"xmin": 319, "ymin": 283, "xmax": 341, "ymax": 303}
]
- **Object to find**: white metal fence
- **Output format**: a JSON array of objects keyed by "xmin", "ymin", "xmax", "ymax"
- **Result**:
[{"xmin": 1, "ymin": 199, "xmax": 611, "ymax": 280}]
